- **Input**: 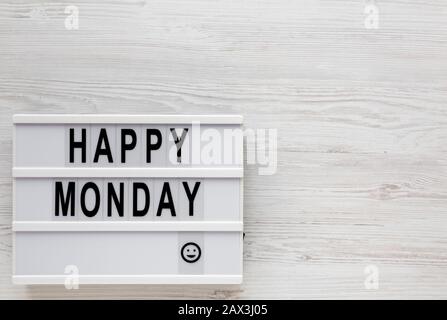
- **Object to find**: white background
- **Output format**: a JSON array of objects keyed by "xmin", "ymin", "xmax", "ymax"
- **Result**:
[{"xmin": 1, "ymin": 0, "xmax": 447, "ymax": 298}]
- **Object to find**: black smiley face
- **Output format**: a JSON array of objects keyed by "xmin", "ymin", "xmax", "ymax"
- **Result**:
[{"xmin": 181, "ymin": 242, "xmax": 201, "ymax": 263}]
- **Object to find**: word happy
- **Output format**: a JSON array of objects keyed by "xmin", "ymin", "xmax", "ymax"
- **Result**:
[{"xmin": 69, "ymin": 127, "xmax": 189, "ymax": 164}]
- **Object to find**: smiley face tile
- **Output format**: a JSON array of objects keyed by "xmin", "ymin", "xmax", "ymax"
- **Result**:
[
  {"xmin": 178, "ymin": 233, "xmax": 204, "ymax": 274},
  {"xmin": 181, "ymin": 242, "xmax": 202, "ymax": 263}
]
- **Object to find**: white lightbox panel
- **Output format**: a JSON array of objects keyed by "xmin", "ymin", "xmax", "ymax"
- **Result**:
[
  {"xmin": 14, "ymin": 232, "xmax": 241, "ymax": 276},
  {"xmin": 13, "ymin": 114, "xmax": 244, "ymax": 285},
  {"xmin": 15, "ymin": 124, "xmax": 66, "ymax": 167},
  {"xmin": 15, "ymin": 178, "xmax": 240, "ymax": 221},
  {"xmin": 14, "ymin": 122, "xmax": 243, "ymax": 167}
]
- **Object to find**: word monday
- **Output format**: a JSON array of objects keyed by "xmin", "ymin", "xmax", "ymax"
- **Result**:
[
  {"xmin": 55, "ymin": 180, "xmax": 200, "ymax": 218},
  {"xmin": 56, "ymin": 127, "xmax": 197, "ymax": 218}
]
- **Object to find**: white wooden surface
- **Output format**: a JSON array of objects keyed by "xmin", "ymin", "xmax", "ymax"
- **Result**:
[{"xmin": 1, "ymin": 0, "xmax": 447, "ymax": 299}]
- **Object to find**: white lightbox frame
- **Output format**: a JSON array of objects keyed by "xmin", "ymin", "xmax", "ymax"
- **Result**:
[{"xmin": 12, "ymin": 114, "xmax": 244, "ymax": 285}]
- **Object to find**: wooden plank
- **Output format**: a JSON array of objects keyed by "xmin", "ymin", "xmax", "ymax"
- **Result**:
[{"xmin": 0, "ymin": 0, "xmax": 447, "ymax": 298}]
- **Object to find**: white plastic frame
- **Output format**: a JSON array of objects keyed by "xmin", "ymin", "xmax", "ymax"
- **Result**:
[{"xmin": 12, "ymin": 114, "xmax": 244, "ymax": 285}]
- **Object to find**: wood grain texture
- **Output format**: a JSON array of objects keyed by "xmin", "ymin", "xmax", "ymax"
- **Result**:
[{"xmin": 1, "ymin": 0, "xmax": 447, "ymax": 299}]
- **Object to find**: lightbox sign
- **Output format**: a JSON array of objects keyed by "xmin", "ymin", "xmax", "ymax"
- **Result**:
[{"xmin": 12, "ymin": 114, "xmax": 243, "ymax": 284}]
